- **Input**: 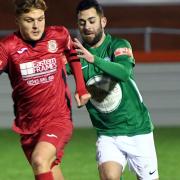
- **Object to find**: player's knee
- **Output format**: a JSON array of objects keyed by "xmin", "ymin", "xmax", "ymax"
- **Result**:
[{"xmin": 31, "ymin": 153, "xmax": 48, "ymax": 171}]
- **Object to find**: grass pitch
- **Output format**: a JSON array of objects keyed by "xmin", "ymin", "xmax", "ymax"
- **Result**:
[{"xmin": 0, "ymin": 127, "xmax": 180, "ymax": 180}]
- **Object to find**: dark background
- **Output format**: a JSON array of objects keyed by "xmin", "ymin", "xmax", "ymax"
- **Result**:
[{"xmin": 1, "ymin": 0, "xmax": 180, "ymax": 51}]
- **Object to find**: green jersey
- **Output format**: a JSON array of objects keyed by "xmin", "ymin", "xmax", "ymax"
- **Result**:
[{"xmin": 66, "ymin": 34, "xmax": 153, "ymax": 136}]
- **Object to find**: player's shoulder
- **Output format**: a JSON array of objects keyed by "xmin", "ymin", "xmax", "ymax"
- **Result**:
[
  {"xmin": 108, "ymin": 34, "xmax": 134, "ymax": 60},
  {"xmin": 1, "ymin": 33, "xmax": 17, "ymax": 44},
  {"xmin": 0, "ymin": 32, "xmax": 21, "ymax": 51},
  {"xmin": 46, "ymin": 25, "xmax": 69, "ymax": 36},
  {"xmin": 110, "ymin": 35, "xmax": 132, "ymax": 49}
]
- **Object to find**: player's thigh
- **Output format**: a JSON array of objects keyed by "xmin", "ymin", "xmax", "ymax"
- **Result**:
[
  {"xmin": 21, "ymin": 133, "xmax": 38, "ymax": 164},
  {"xmin": 96, "ymin": 135, "xmax": 126, "ymax": 179},
  {"xmin": 37, "ymin": 125, "xmax": 73, "ymax": 165},
  {"xmin": 127, "ymin": 132, "xmax": 159, "ymax": 180},
  {"xmin": 20, "ymin": 124, "xmax": 72, "ymax": 166},
  {"xmin": 32, "ymin": 141, "xmax": 56, "ymax": 164}
]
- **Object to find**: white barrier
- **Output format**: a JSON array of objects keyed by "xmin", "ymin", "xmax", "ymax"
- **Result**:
[{"xmin": 1, "ymin": 63, "xmax": 180, "ymax": 128}]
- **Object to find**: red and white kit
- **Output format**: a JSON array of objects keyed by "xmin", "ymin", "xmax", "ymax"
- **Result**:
[{"xmin": 0, "ymin": 26, "xmax": 87, "ymax": 135}]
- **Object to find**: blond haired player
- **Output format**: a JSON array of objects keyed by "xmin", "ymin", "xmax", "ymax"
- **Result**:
[{"xmin": 0, "ymin": 0, "xmax": 90, "ymax": 179}]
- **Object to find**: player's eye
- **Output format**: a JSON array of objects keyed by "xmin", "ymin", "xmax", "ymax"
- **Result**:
[
  {"xmin": 38, "ymin": 17, "xmax": 45, "ymax": 21},
  {"xmin": 89, "ymin": 20, "xmax": 95, "ymax": 24},
  {"xmin": 79, "ymin": 20, "xmax": 85, "ymax": 26},
  {"xmin": 25, "ymin": 19, "xmax": 33, "ymax": 23}
]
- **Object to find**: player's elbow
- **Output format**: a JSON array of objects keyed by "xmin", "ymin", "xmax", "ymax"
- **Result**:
[
  {"xmin": 117, "ymin": 69, "xmax": 131, "ymax": 82},
  {"xmin": 120, "ymin": 76, "xmax": 130, "ymax": 82}
]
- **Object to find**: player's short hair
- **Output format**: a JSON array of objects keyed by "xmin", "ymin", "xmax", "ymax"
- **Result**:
[
  {"xmin": 14, "ymin": 0, "xmax": 47, "ymax": 16},
  {"xmin": 76, "ymin": 0, "xmax": 104, "ymax": 17}
]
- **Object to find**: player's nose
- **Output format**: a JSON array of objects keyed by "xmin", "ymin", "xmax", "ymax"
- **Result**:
[{"xmin": 32, "ymin": 20, "xmax": 38, "ymax": 29}]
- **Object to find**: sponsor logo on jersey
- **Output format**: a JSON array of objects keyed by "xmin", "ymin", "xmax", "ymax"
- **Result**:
[
  {"xmin": 17, "ymin": 47, "xmax": 28, "ymax": 54},
  {"xmin": 46, "ymin": 134, "xmax": 58, "ymax": 138},
  {"xmin": 20, "ymin": 58, "xmax": 57, "ymax": 78},
  {"xmin": 114, "ymin": 47, "xmax": 133, "ymax": 57},
  {"xmin": 20, "ymin": 58, "xmax": 57, "ymax": 85},
  {"xmin": 48, "ymin": 40, "xmax": 58, "ymax": 53}
]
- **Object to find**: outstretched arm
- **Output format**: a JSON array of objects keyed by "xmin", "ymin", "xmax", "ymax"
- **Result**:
[
  {"xmin": 64, "ymin": 34, "xmax": 91, "ymax": 107},
  {"xmin": 74, "ymin": 38, "xmax": 134, "ymax": 82},
  {"xmin": 68, "ymin": 59, "xmax": 91, "ymax": 107}
]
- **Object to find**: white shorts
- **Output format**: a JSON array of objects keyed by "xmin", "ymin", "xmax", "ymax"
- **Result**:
[{"xmin": 96, "ymin": 132, "xmax": 159, "ymax": 180}]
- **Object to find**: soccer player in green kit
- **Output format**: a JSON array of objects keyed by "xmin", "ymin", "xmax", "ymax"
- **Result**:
[{"xmin": 66, "ymin": 0, "xmax": 159, "ymax": 179}]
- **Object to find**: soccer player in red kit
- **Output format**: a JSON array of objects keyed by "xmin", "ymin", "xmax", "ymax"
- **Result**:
[{"xmin": 0, "ymin": 0, "xmax": 91, "ymax": 180}]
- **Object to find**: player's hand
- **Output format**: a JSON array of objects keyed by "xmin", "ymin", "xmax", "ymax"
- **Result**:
[
  {"xmin": 74, "ymin": 38, "xmax": 94, "ymax": 63},
  {"xmin": 74, "ymin": 92, "xmax": 91, "ymax": 108}
]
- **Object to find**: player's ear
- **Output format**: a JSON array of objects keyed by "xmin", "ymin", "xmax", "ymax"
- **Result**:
[{"xmin": 101, "ymin": 16, "xmax": 107, "ymax": 29}]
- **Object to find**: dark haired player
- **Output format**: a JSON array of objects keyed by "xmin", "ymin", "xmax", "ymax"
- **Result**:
[{"xmin": 66, "ymin": 0, "xmax": 159, "ymax": 179}]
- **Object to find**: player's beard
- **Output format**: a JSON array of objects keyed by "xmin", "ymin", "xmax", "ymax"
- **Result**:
[{"xmin": 82, "ymin": 26, "xmax": 103, "ymax": 46}]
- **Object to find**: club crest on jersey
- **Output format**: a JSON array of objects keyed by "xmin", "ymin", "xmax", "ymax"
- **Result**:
[
  {"xmin": 48, "ymin": 40, "xmax": 58, "ymax": 53},
  {"xmin": 114, "ymin": 47, "xmax": 133, "ymax": 57}
]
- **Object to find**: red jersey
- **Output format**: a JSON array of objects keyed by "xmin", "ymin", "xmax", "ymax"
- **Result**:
[{"xmin": 0, "ymin": 26, "xmax": 87, "ymax": 134}]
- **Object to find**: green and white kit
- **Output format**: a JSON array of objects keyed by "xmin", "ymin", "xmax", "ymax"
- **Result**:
[{"xmin": 66, "ymin": 34, "xmax": 153, "ymax": 137}]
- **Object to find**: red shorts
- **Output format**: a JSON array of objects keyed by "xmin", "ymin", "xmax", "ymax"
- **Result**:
[{"xmin": 20, "ymin": 123, "xmax": 73, "ymax": 168}]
